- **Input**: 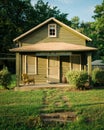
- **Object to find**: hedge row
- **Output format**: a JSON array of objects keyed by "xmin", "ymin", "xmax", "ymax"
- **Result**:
[{"xmin": 66, "ymin": 68, "xmax": 104, "ymax": 89}]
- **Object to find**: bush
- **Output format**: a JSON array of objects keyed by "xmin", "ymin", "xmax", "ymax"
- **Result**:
[
  {"xmin": 66, "ymin": 70, "xmax": 89, "ymax": 89},
  {"xmin": 92, "ymin": 68, "xmax": 104, "ymax": 86},
  {"xmin": 0, "ymin": 67, "xmax": 12, "ymax": 89}
]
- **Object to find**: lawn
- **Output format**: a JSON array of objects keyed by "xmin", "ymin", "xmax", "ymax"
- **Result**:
[{"xmin": 0, "ymin": 88, "xmax": 104, "ymax": 130}]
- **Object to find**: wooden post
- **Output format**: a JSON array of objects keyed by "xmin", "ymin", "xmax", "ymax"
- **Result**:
[
  {"xmin": 87, "ymin": 52, "xmax": 92, "ymax": 76},
  {"xmin": 87, "ymin": 52, "xmax": 92, "ymax": 83},
  {"xmin": 16, "ymin": 53, "xmax": 20, "ymax": 87}
]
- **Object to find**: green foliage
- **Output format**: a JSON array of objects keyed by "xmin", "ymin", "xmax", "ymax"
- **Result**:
[
  {"xmin": 66, "ymin": 70, "xmax": 88, "ymax": 89},
  {"xmin": 78, "ymin": 1, "xmax": 104, "ymax": 61},
  {"xmin": 0, "ymin": 67, "xmax": 12, "ymax": 89},
  {"xmin": 93, "ymin": 1, "xmax": 104, "ymax": 60},
  {"xmin": 92, "ymin": 68, "xmax": 104, "ymax": 86},
  {"xmin": 0, "ymin": 0, "xmax": 35, "ymax": 52},
  {"xmin": 71, "ymin": 16, "xmax": 80, "ymax": 29}
]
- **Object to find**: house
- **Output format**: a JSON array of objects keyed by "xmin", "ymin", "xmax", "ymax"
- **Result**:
[
  {"xmin": 10, "ymin": 17, "xmax": 97, "ymax": 86},
  {"xmin": 92, "ymin": 60, "xmax": 104, "ymax": 70}
]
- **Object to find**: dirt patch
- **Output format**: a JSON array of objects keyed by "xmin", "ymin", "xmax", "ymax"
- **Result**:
[{"xmin": 40, "ymin": 111, "xmax": 76, "ymax": 123}]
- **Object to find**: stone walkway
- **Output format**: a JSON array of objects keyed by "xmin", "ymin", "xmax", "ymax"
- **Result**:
[{"xmin": 40, "ymin": 89, "xmax": 76, "ymax": 124}]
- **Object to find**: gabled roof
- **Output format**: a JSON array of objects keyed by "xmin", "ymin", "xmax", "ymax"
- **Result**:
[
  {"xmin": 13, "ymin": 17, "xmax": 92, "ymax": 42},
  {"xmin": 10, "ymin": 42, "xmax": 97, "ymax": 52}
]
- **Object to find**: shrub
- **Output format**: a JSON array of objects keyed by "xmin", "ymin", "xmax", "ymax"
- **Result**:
[
  {"xmin": 92, "ymin": 68, "xmax": 104, "ymax": 86},
  {"xmin": 0, "ymin": 67, "xmax": 12, "ymax": 89},
  {"xmin": 66, "ymin": 70, "xmax": 89, "ymax": 89}
]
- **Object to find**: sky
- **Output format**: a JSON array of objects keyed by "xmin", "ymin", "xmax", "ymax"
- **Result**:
[{"xmin": 31, "ymin": 0, "xmax": 103, "ymax": 22}]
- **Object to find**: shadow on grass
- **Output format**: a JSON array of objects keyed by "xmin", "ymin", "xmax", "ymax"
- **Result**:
[
  {"xmin": 92, "ymin": 86, "xmax": 104, "ymax": 90},
  {"xmin": 74, "ymin": 102, "xmax": 104, "ymax": 108}
]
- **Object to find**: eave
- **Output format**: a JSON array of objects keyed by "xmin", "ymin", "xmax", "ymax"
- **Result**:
[{"xmin": 10, "ymin": 42, "xmax": 97, "ymax": 52}]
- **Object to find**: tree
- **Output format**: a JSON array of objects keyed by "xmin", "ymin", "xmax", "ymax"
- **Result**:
[
  {"xmin": 71, "ymin": 16, "xmax": 80, "ymax": 29},
  {"xmin": 93, "ymin": 1, "xmax": 104, "ymax": 60},
  {"xmin": 33, "ymin": 0, "xmax": 71, "ymax": 26},
  {"xmin": 78, "ymin": 1, "xmax": 104, "ymax": 60},
  {"xmin": 79, "ymin": 21, "xmax": 99, "ymax": 60},
  {"xmin": 0, "ymin": 0, "xmax": 36, "ymax": 52}
]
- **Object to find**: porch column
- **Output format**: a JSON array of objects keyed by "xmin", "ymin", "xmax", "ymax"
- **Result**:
[
  {"xmin": 16, "ymin": 53, "xmax": 20, "ymax": 87},
  {"xmin": 87, "ymin": 52, "xmax": 92, "ymax": 77}
]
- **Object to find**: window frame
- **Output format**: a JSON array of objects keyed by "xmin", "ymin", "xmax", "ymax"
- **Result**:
[{"xmin": 48, "ymin": 24, "xmax": 57, "ymax": 37}]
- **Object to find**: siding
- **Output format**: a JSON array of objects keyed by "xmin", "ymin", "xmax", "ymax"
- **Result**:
[{"xmin": 20, "ymin": 22, "xmax": 86, "ymax": 46}]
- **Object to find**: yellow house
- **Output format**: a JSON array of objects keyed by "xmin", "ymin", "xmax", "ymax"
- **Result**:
[{"xmin": 10, "ymin": 17, "xmax": 97, "ymax": 86}]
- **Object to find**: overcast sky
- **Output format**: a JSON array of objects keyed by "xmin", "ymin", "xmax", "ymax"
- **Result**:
[{"xmin": 31, "ymin": 0, "xmax": 103, "ymax": 22}]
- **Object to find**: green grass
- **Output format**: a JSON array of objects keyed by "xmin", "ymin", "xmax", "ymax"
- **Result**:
[
  {"xmin": 0, "ymin": 90, "xmax": 43, "ymax": 130},
  {"xmin": 0, "ymin": 89, "xmax": 104, "ymax": 130},
  {"xmin": 66, "ymin": 89, "xmax": 104, "ymax": 130}
]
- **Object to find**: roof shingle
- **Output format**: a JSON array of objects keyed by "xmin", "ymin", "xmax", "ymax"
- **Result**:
[{"xmin": 10, "ymin": 42, "xmax": 97, "ymax": 52}]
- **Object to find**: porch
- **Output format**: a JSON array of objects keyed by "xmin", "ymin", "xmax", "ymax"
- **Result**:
[
  {"xmin": 10, "ymin": 42, "xmax": 97, "ymax": 87},
  {"xmin": 16, "ymin": 52, "xmax": 92, "ymax": 87}
]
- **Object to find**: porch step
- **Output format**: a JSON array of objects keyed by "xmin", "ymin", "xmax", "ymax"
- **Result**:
[{"xmin": 14, "ymin": 84, "xmax": 70, "ymax": 91}]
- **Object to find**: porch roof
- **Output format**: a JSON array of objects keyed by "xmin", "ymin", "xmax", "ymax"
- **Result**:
[{"xmin": 10, "ymin": 42, "xmax": 97, "ymax": 52}]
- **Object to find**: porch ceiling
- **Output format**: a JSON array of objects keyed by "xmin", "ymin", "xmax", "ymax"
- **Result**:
[{"xmin": 10, "ymin": 42, "xmax": 97, "ymax": 52}]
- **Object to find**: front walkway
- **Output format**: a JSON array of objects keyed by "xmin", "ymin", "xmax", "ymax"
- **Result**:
[{"xmin": 14, "ymin": 83, "xmax": 70, "ymax": 91}]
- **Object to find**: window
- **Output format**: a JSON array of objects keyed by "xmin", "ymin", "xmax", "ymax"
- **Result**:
[
  {"xmin": 48, "ymin": 24, "xmax": 57, "ymax": 37},
  {"xmin": 22, "ymin": 55, "xmax": 38, "ymax": 75}
]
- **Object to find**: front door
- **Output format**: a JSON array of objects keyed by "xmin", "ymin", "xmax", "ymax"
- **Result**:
[{"xmin": 47, "ymin": 56, "xmax": 59, "ymax": 83}]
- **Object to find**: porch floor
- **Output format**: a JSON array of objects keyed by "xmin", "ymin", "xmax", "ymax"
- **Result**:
[{"xmin": 14, "ymin": 83, "xmax": 70, "ymax": 91}]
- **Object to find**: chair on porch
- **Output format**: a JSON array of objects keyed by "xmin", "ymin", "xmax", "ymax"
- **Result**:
[{"xmin": 22, "ymin": 73, "xmax": 35, "ymax": 85}]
